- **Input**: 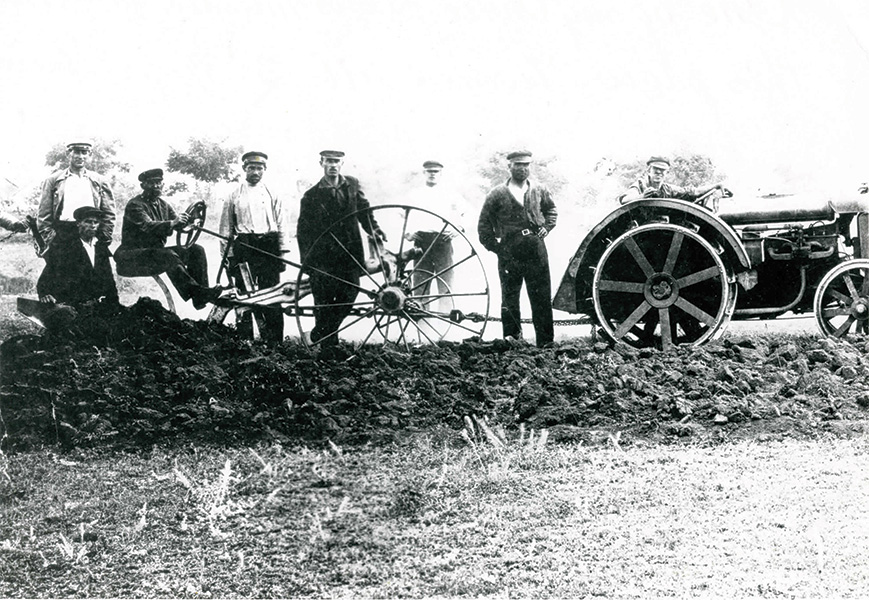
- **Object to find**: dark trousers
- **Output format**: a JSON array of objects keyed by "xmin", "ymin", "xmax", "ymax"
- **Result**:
[
  {"xmin": 411, "ymin": 234, "xmax": 455, "ymax": 297},
  {"xmin": 309, "ymin": 268, "xmax": 360, "ymax": 346},
  {"xmin": 115, "ymin": 244, "xmax": 209, "ymax": 301},
  {"xmin": 497, "ymin": 234, "xmax": 553, "ymax": 346},
  {"xmin": 230, "ymin": 233, "xmax": 284, "ymax": 342}
]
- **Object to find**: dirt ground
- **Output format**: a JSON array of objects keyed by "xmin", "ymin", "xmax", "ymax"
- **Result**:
[{"xmin": 2, "ymin": 295, "xmax": 869, "ymax": 453}]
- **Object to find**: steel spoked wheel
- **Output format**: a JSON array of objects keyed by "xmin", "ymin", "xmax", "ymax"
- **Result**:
[
  {"xmin": 294, "ymin": 204, "xmax": 490, "ymax": 350},
  {"xmin": 593, "ymin": 223, "xmax": 735, "ymax": 351},
  {"xmin": 813, "ymin": 260, "xmax": 869, "ymax": 337}
]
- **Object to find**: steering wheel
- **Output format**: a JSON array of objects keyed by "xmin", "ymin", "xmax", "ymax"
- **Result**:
[{"xmin": 176, "ymin": 201, "xmax": 207, "ymax": 248}]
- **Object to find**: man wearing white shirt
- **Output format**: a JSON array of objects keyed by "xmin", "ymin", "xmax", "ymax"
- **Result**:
[
  {"xmin": 37, "ymin": 206, "xmax": 118, "ymax": 306},
  {"xmin": 219, "ymin": 151, "xmax": 288, "ymax": 341},
  {"xmin": 405, "ymin": 160, "xmax": 467, "ymax": 314},
  {"xmin": 37, "ymin": 141, "xmax": 116, "ymax": 253}
]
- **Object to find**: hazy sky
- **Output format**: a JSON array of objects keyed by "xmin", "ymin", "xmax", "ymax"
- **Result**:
[{"xmin": 3, "ymin": 0, "xmax": 869, "ymax": 196}]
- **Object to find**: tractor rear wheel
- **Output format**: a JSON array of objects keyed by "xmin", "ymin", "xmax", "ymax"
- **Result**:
[{"xmin": 592, "ymin": 223, "xmax": 735, "ymax": 350}]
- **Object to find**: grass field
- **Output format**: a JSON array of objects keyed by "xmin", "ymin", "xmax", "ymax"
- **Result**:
[
  {"xmin": 1, "ymin": 436, "xmax": 868, "ymax": 598},
  {"xmin": 2, "ymin": 229, "xmax": 866, "ymax": 598}
]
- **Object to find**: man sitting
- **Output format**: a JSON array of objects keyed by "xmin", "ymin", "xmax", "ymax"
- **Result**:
[
  {"xmin": 620, "ymin": 156, "xmax": 728, "ymax": 212},
  {"xmin": 114, "ymin": 168, "xmax": 224, "ymax": 309},
  {"xmin": 37, "ymin": 206, "xmax": 118, "ymax": 307}
]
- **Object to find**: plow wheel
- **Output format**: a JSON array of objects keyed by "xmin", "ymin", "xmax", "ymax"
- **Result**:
[
  {"xmin": 813, "ymin": 260, "xmax": 869, "ymax": 338},
  {"xmin": 294, "ymin": 204, "xmax": 490, "ymax": 350},
  {"xmin": 592, "ymin": 223, "xmax": 736, "ymax": 351}
]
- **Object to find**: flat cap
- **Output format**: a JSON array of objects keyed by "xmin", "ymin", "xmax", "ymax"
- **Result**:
[
  {"xmin": 647, "ymin": 156, "xmax": 671, "ymax": 167},
  {"xmin": 138, "ymin": 168, "xmax": 164, "ymax": 182},
  {"xmin": 66, "ymin": 140, "xmax": 93, "ymax": 150},
  {"xmin": 319, "ymin": 150, "xmax": 345, "ymax": 158},
  {"xmin": 72, "ymin": 206, "xmax": 107, "ymax": 221},
  {"xmin": 242, "ymin": 151, "xmax": 268, "ymax": 164},
  {"xmin": 506, "ymin": 150, "xmax": 532, "ymax": 162},
  {"xmin": 423, "ymin": 160, "xmax": 444, "ymax": 169}
]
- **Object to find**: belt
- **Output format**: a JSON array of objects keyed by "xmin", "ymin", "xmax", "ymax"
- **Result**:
[{"xmin": 520, "ymin": 228, "xmax": 534, "ymax": 236}]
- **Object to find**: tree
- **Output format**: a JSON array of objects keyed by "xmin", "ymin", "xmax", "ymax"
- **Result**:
[
  {"xmin": 44, "ymin": 138, "xmax": 130, "ymax": 174},
  {"xmin": 166, "ymin": 138, "xmax": 243, "ymax": 184},
  {"xmin": 613, "ymin": 152, "xmax": 722, "ymax": 190},
  {"xmin": 477, "ymin": 151, "xmax": 568, "ymax": 198}
]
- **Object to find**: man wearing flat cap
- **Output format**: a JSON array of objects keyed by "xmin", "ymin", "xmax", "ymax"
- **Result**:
[
  {"xmin": 115, "ymin": 168, "xmax": 223, "ymax": 309},
  {"xmin": 620, "ymin": 156, "xmax": 728, "ymax": 211},
  {"xmin": 478, "ymin": 151, "xmax": 558, "ymax": 347},
  {"xmin": 37, "ymin": 140, "xmax": 116, "ymax": 254},
  {"xmin": 219, "ymin": 151, "xmax": 288, "ymax": 341},
  {"xmin": 37, "ymin": 205, "xmax": 118, "ymax": 307},
  {"xmin": 297, "ymin": 150, "xmax": 386, "ymax": 347},
  {"xmin": 404, "ymin": 160, "xmax": 469, "ymax": 315}
]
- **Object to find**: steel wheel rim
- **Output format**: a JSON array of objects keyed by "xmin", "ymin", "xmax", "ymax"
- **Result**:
[{"xmin": 592, "ymin": 223, "xmax": 733, "ymax": 350}]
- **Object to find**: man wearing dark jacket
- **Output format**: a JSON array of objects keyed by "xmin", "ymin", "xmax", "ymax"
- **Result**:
[
  {"xmin": 114, "ymin": 168, "xmax": 222, "ymax": 310},
  {"xmin": 478, "ymin": 150, "xmax": 558, "ymax": 347},
  {"xmin": 297, "ymin": 150, "xmax": 385, "ymax": 346},
  {"xmin": 37, "ymin": 206, "xmax": 118, "ymax": 306}
]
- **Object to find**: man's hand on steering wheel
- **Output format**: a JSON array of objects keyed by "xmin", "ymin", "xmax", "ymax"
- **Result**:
[{"xmin": 171, "ymin": 212, "xmax": 192, "ymax": 231}]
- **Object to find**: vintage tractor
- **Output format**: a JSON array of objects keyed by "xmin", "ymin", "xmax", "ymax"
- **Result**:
[{"xmin": 552, "ymin": 190, "xmax": 869, "ymax": 350}]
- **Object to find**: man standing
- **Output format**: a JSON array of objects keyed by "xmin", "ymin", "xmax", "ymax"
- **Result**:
[
  {"xmin": 37, "ymin": 206, "xmax": 118, "ymax": 306},
  {"xmin": 478, "ymin": 151, "xmax": 557, "ymax": 347},
  {"xmin": 297, "ymin": 150, "xmax": 385, "ymax": 346},
  {"xmin": 219, "ymin": 151, "xmax": 288, "ymax": 342},
  {"xmin": 114, "ymin": 168, "xmax": 222, "ymax": 310},
  {"xmin": 620, "ymin": 156, "xmax": 727, "ymax": 211},
  {"xmin": 405, "ymin": 160, "xmax": 467, "ymax": 314},
  {"xmin": 37, "ymin": 141, "xmax": 115, "ymax": 252}
]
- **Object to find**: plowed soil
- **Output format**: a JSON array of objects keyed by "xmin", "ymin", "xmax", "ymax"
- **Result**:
[{"xmin": 3, "ymin": 299, "xmax": 869, "ymax": 451}]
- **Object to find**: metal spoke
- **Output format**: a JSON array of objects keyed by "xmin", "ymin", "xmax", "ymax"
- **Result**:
[
  {"xmin": 828, "ymin": 289, "xmax": 852, "ymax": 305},
  {"xmin": 395, "ymin": 207, "xmax": 411, "ymax": 272},
  {"xmin": 300, "ymin": 263, "xmax": 376, "ymax": 299},
  {"xmin": 613, "ymin": 300, "xmax": 653, "ymax": 339},
  {"xmin": 411, "ymin": 290, "xmax": 488, "ymax": 300},
  {"xmin": 674, "ymin": 297, "xmax": 716, "ymax": 327},
  {"xmin": 329, "ymin": 231, "xmax": 383, "ymax": 290},
  {"xmin": 675, "ymin": 266, "xmax": 720, "ymax": 288},
  {"xmin": 624, "ymin": 236, "xmax": 655, "ymax": 278},
  {"xmin": 663, "ymin": 231, "xmax": 684, "ymax": 275},
  {"xmin": 312, "ymin": 305, "xmax": 379, "ymax": 347},
  {"xmin": 401, "ymin": 309, "xmax": 438, "ymax": 345},
  {"xmin": 364, "ymin": 212, "xmax": 391, "ymax": 286},
  {"xmin": 861, "ymin": 268, "xmax": 869, "ymax": 296},
  {"xmin": 659, "ymin": 308, "xmax": 674, "ymax": 352},
  {"xmin": 822, "ymin": 307, "xmax": 852, "ymax": 318},
  {"xmin": 408, "ymin": 252, "xmax": 477, "ymax": 295},
  {"xmin": 406, "ymin": 222, "xmax": 452, "ymax": 282},
  {"xmin": 304, "ymin": 300, "xmax": 376, "ymax": 310},
  {"xmin": 834, "ymin": 316, "xmax": 855, "ymax": 337},
  {"xmin": 357, "ymin": 315, "xmax": 383, "ymax": 348},
  {"xmin": 597, "ymin": 280, "xmax": 645, "ymax": 294},
  {"xmin": 844, "ymin": 273, "xmax": 861, "ymax": 303}
]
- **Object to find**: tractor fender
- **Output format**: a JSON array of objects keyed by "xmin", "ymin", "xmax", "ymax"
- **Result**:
[{"xmin": 553, "ymin": 199, "xmax": 751, "ymax": 315}]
